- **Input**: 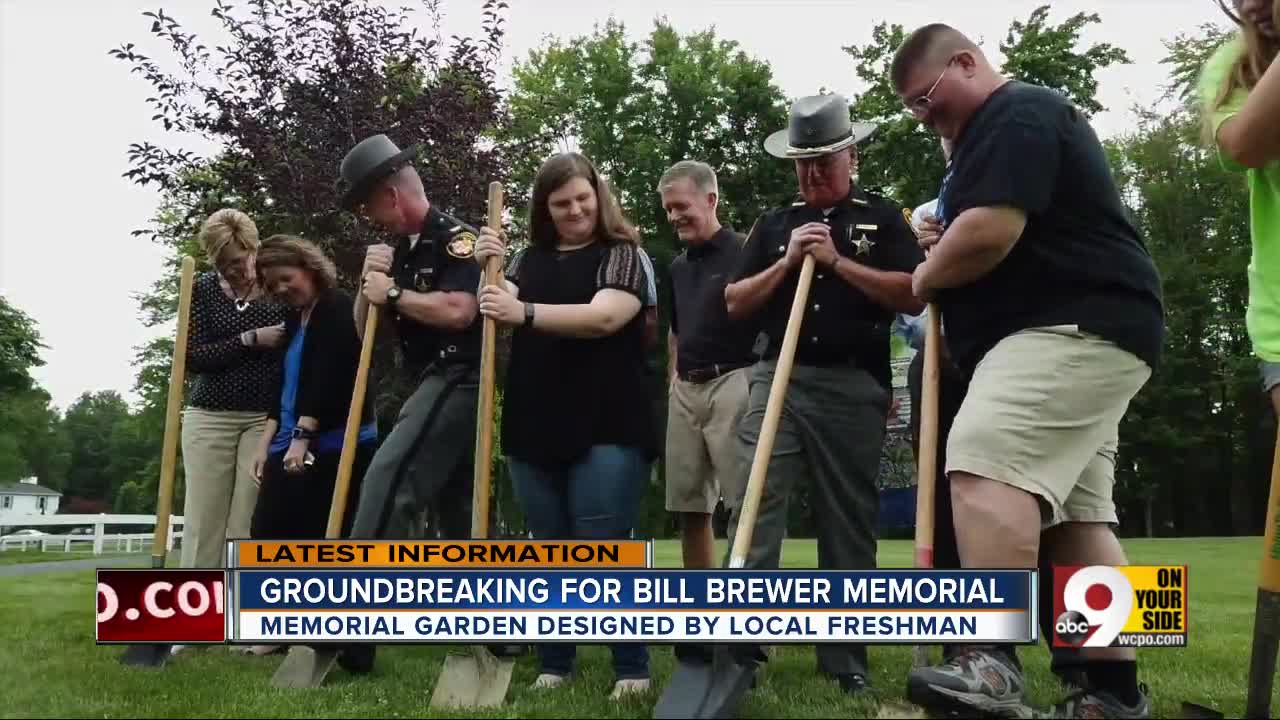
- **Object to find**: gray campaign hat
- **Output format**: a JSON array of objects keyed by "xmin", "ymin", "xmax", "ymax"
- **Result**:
[
  {"xmin": 764, "ymin": 94, "xmax": 877, "ymax": 159},
  {"xmin": 337, "ymin": 133, "xmax": 421, "ymax": 210}
]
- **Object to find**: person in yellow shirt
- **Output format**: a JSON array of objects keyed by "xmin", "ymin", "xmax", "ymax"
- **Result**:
[{"xmin": 1199, "ymin": 0, "xmax": 1280, "ymax": 411}]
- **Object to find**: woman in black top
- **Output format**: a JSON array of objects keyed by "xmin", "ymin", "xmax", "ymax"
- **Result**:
[
  {"xmin": 179, "ymin": 209, "xmax": 288, "ymax": 575},
  {"xmin": 475, "ymin": 152, "xmax": 656, "ymax": 698},
  {"xmin": 248, "ymin": 235, "xmax": 378, "ymax": 543}
]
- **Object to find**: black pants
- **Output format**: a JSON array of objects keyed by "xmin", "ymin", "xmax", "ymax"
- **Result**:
[
  {"xmin": 251, "ymin": 442, "xmax": 374, "ymax": 540},
  {"xmin": 726, "ymin": 360, "xmax": 887, "ymax": 678},
  {"xmin": 348, "ymin": 364, "xmax": 478, "ymax": 541},
  {"xmin": 907, "ymin": 350, "xmax": 1083, "ymax": 673}
]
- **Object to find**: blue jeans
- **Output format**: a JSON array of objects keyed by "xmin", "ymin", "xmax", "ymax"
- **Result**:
[{"xmin": 507, "ymin": 444, "xmax": 651, "ymax": 680}]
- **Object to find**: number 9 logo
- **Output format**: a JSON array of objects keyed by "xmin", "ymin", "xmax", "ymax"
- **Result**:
[{"xmin": 1060, "ymin": 566, "xmax": 1132, "ymax": 647}]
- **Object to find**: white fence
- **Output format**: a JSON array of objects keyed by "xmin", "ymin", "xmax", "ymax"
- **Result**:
[{"xmin": 0, "ymin": 513, "xmax": 185, "ymax": 555}]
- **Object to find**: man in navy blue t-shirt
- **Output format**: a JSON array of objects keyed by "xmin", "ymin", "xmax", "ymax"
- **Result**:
[{"xmin": 890, "ymin": 23, "xmax": 1164, "ymax": 720}]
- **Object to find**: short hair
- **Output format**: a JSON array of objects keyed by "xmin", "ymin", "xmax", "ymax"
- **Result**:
[
  {"xmin": 891, "ymin": 23, "xmax": 982, "ymax": 92},
  {"xmin": 198, "ymin": 208, "xmax": 259, "ymax": 266},
  {"xmin": 658, "ymin": 160, "xmax": 718, "ymax": 196},
  {"xmin": 254, "ymin": 235, "xmax": 339, "ymax": 292}
]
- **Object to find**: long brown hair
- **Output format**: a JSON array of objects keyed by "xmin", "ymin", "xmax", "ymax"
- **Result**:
[
  {"xmin": 1204, "ymin": 0, "xmax": 1280, "ymax": 139},
  {"xmin": 255, "ymin": 235, "xmax": 339, "ymax": 293},
  {"xmin": 527, "ymin": 152, "xmax": 639, "ymax": 249}
]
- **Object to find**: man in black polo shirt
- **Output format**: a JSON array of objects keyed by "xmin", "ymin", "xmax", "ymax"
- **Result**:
[
  {"xmin": 333, "ymin": 133, "xmax": 523, "ymax": 672},
  {"xmin": 659, "ymin": 160, "xmax": 755, "ymax": 571},
  {"xmin": 891, "ymin": 24, "xmax": 1164, "ymax": 719},
  {"xmin": 722, "ymin": 94, "xmax": 925, "ymax": 695}
]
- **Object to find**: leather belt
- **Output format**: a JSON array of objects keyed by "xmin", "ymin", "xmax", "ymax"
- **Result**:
[{"xmin": 678, "ymin": 362, "xmax": 750, "ymax": 384}]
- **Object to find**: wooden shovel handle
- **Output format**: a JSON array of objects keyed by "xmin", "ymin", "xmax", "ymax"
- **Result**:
[
  {"xmin": 728, "ymin": 254, "xmax": 816, "ymax": 568},
  {"xmin": 472, "ymin": 181, "xmax": 504, "ymax": 540},
  {"xmin": 326, "ymin": 299, "xmax": 379, "ymax": 539},
  {"xmin": 914, "ymin": 304, "xmax": 941, "ymax": 569},
  {"xmin": 152, "ymin": 256, "xmax": 196, "ymax": 566}
]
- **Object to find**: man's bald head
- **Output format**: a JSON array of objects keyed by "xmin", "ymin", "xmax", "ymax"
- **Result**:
[{"xmin": 890, "ymin": 24, "xmax": 984, "ymax": 93}]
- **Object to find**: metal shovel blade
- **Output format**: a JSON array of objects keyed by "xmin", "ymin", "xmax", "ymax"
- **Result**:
[
  {"xmin": 270, "ymin": 646, "xmax": 340, "ymax": 689},
  {"xmin": 429, "ymin": 647, "xmax": 514, "ymax": 709},
  {"xmin": 120, "ymin": 643, "xmax": 172, "ymax": 668}
]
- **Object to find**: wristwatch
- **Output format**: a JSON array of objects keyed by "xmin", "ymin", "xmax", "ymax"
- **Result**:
[
  {"xmin": 523, "ymin": 302, "xmax": 535, "ymax": 327},
  {"xmin": 291, "ymin": 426, "xmax": 316, "ymax": 441},
  {"xmin": 386, "ymin": 285, "xmax": 402, "ymax": 306}
]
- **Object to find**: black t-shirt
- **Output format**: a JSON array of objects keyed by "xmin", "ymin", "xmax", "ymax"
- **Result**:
[
  {"xmin": 389, "ymin": 207, "xmax": 483, "ymax": 372},
  {"xmin": 501, "ymin": 240, "xmax": 657, "ymax": 468},
  {"xmin": 669, "ymin": 227, "xmax": 758, "ymax": 375},
  {"xmin": 731, "ymin": 187, "xmax": 924, "ymax": 390},
  {"xmin": 936, "ymin": 80, "xmax": 1164, "ymax": 375}
]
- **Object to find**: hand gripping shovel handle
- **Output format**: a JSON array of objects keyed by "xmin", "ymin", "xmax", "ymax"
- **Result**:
[
  {"xmin": 154, "ymin": 255, "xmax": 196, "ymax": 565},
  {"xmin": 326, "ymin": 292, "xmax": 380, "ymax": 539},
  {"xmin": 914, "ymin": 304, "xmax": 941, "ymax": 570},
  {"xmin": 473, "ymin": 181, "xmax": 504, "ymax": 540},
  {"xmin": 728, "ymin": 255, "xmax": 816, "ymax": 569}
]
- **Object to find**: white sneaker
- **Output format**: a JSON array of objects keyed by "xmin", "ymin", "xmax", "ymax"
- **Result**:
[
  {"xmin": 610, "ymin": 678, "xmax": 650, "ymax": 699},
  {"xmin": 532, "ymin": 673, "xmax": 567, "ymax": 689}
]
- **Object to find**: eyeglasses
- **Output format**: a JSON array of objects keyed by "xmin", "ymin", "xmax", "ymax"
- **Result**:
[{"xmin": 904, "ymin": 60, "xmax": 954, "ymax": 119}]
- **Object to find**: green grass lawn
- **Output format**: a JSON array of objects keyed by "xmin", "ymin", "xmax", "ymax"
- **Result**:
[
  {"xmin": 0, "ymin": 549, "xmax": 134, "ymax": 566},
  {"xmin": 0, "ymin": 537, "xmax": 1273, "ymax": 718}
]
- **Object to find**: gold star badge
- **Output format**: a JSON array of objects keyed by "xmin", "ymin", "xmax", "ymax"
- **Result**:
[
  {"xmin": 853, "ymin": 233, "xmax": 875, "ymax": 256},
  {"xmin": 446, "ymin": 231, "xmax": 476, "ymax": 259}
]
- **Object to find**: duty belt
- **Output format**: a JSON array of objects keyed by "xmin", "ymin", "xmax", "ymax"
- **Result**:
[{"xmin": 678, "ymin": 362, "xmax": 750, "ymax": 384}]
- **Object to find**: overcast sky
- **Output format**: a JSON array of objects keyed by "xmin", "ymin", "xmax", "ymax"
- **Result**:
[{"xmin": 0, "ymin": 0, "xmax": 1232, "ymax": 412}]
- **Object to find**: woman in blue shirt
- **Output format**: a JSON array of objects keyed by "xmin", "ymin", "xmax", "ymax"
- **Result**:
[{"xmin": 248, "ymin": 236, "xmax": 378, "ymax": 542}]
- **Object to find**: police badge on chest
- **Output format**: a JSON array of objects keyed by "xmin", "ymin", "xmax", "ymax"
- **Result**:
[{"xmin": 414, "ymin": 267, "xmax": 435, "ymax": 292}]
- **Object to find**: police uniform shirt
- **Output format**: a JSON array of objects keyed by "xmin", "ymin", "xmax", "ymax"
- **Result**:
[
  {"xmin": 668, "ymin": 226, "xmax": 757, "ymax": 376},
  {"xmin": 730, "ymin": 186, "xmax": 924, "ymax": 388},
  {"xmin": 388, "ymin": 206, "xmax": 483, "ymax": 370}
]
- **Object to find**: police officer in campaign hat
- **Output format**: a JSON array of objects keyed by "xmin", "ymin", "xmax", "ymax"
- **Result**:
[
  {"xmin": 334, "ymin": 133, "xmax": 523, "ymax": 671},
  {"xmin": 721, "ymin": 93, "xmax": 926, "ymax": 695}
]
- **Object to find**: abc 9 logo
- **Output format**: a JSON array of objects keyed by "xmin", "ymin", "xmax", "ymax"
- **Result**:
[{"xmin": 1055, "ymin": 566, "xmax": 1133, "ymax": 647}]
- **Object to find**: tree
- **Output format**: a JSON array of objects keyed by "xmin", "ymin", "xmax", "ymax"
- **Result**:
[
  {"xmin": 1105, "ymin": 22, "xmax": 1261, "ymax": 537},
  {"xmin": 999, "ymin": 5, "xmax": 1131, "ymax": 117},
  {"xmin": 0, "ymin": 295, "xmax": 46, "ymax": 397},
  {"xmin": 112, "ymin": 0, "xmax": 512, "ymax": 425},
  {"xmin": 60, "ymin": 391, "xmax": 134, "ymax": 505}
]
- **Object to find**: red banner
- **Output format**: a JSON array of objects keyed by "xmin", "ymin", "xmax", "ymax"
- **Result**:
[{"xmin": 96, "ymin": 569, "xmax": 226, "ymax": 643}]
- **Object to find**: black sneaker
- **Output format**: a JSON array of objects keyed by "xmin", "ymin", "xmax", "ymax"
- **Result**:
[
  {"xmin": 337, "ymin": 643, "xmax": 376, "ymax": 674},
  {"xmin": 906, "ymin": 647, "xmax": 1026, "ymax": 717},
  {"xmin": 833, "ymin": 672, "xmax": 871, "ymax": 695},
  {"xmin": 1025, "ymin": 684, "xmax": 1152, "ymax": 719}
]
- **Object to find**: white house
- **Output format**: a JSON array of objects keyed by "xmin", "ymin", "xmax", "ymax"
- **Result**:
[{"xmin": 0, "ymin": 477, "xmax": 62, "ymax": 515}]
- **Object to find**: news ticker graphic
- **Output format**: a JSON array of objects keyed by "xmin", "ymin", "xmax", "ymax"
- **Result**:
[
  {"xmin": 232, "ymin": 539, "xmax": 650, "ymax": 568},
  {"xmin": 1052, "ymin": 565, "xmax": 1188, "ymax": 648},
  {"xmin": 97, "ymin": 569, "xmax": 226, "ymax": 643}
]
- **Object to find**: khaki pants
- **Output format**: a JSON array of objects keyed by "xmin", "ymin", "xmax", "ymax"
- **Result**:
[
  {"xmin": 946, "ymin": 325, "xmax": 1152, "ymax": 528},
  {"xmin": 664, "ymin": 369, "xmax": 749, "ymax": 514},
  {"xmin": 179, "ymin": 408, "xmax": 267, "ymax": 567}
]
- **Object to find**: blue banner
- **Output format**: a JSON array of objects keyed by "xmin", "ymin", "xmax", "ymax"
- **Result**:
[{"xmin": 234, "ymin": 569, "xmax": 1033, "ymax": 612}]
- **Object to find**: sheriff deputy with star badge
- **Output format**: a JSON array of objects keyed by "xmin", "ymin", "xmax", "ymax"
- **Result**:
[
  {"xmin": 720, "ymin": 94, "xmax": 925, "ymax": 697},
  {"xmin": 328, "ymin": 133, "xmax": 524, "ymax": 674}
]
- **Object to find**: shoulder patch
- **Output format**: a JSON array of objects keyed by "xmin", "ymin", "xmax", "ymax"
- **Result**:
[{"xmin": 446, "ymin": 231, "xmax": 476, "ymax": 259}]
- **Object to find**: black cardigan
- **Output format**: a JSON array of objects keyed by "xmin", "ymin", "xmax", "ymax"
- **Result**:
[{"xmin": 267, "ymin": 287, "xmax": 375, "ymax": 441}]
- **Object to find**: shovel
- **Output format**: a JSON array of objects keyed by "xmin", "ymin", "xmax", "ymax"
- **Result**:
[
  {"xmin": 910, "ymin": 305, "xmax": 941, "ymax": 670},
  {"xmin": 654, "ymin": 254, "xmax": 818, "ymax": 719},
  {"xmin": 1181, "ymin": 418, "xmax": 1280, "ymax": 719},
  {"xmin": 270, "ymin": 266, "xmax": 382, "ymax": 689},
  {"xmin": 120, "ymin": 255, "xmax": 196, "ymax": 668},
  {"xmin": 428, "ymin": 181, "xmax": 516, "ymax": 709}
]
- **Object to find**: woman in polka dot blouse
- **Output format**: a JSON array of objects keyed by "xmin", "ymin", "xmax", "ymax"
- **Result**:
[{"xmin": 178, "ymin": 209, "xmax": 289, "ymax": 574}]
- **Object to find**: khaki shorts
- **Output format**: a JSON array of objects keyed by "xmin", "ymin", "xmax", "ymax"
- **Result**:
[
  {"xmin": 945, "ymin": 325, "xmax": 1152, "ymax": 528},
  {"xmin": 665, "ymin": 369, "xmax": 749, "ymax": 514}
]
